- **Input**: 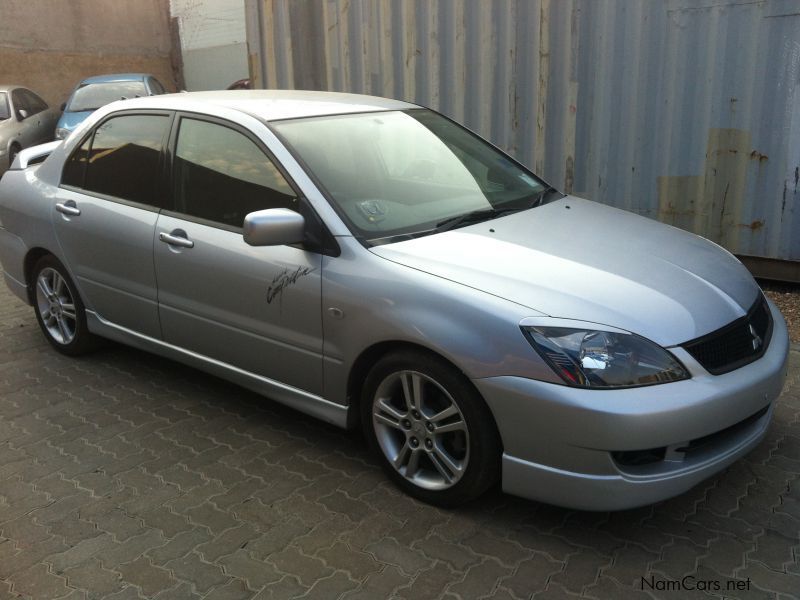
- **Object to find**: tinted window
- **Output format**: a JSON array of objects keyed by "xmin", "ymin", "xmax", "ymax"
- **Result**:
[
  {"xmin": 174, "ymin": 118, "xmax": 297, "ymax": 228},
  {"xmin": 67, "ymin": 81, "xmax": 147, "ymax": 112},
  {"xmin": 83, "ymin": 115, "xmax": 168, "ymax": 206},
  {"xmin": 10, "ymin": 89, "xmax": 28, "ymax": 118},
  {"xmin": 148, "ymin": 78, "xmax": 166, "ymax": 95},
  {"xmin": 0, "ymin": 93, "xmax": 9, "ymax": 121},
  {"xmin": 20, "ymin": 89, "xmax": 48, "ymax": 114},
  {"xmin": 62, "ymin": 135, "xmax": 91, "ymax": 188}
]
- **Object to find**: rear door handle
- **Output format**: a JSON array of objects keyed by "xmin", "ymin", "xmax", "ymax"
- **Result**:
[
  {"xmin": 159, "ymin": 230, "xmax": 194, "ymax": 248},
  {"xmin": 55, "ymin": 201, "xmax": 81, "ymax": 216}
]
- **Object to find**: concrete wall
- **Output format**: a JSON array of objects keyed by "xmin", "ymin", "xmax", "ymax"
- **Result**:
[{"xmin": 0, "ymin": 0, "xmax": 179, "ymax": 107}]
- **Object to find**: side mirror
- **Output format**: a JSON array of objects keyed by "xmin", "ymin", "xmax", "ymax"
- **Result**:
[
  {"xmin": 60, "ymin": 102, "xmax": 66, "ymax": 112},
  {"xmin": 243, "ymin": 208, "xmax": 305, "ymax": 246},
  {"xmin": 18, "ymin": 109, "xmax": 29, "ymax": 120}
]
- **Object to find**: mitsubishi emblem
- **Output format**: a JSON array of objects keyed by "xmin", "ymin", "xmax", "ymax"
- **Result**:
[{"xmin": 749, "ymin": 324, "xmax": 762, "ymax": 351}]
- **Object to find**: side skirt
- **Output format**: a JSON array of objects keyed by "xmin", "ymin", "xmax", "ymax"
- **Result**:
[{"xmin": 86, "ymin": 310, "xmax": 349, "ymax": 428}]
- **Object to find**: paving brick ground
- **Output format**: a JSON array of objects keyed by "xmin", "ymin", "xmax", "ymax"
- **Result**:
[{"xmin": 0, "ymin": 272, "xmax": 799, "ymax": 599}]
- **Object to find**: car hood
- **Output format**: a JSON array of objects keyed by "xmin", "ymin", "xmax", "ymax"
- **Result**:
[
  {"xmin": 56, "ymin": 110, "xmax": 94, "ymax": 132},
  {"xmin": 369, "ymin": 196, "xmax": 760, "ymax": 346}
]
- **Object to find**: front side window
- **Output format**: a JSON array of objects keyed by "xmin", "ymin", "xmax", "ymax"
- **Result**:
[
  {"xmin": 0, "ymin": 93, "xmax": 9, "ymax": 121},
  {"xmin": 10, "ymin": 89, "xmax": 29, "ymax": 119},
  {"xmin": 173, "ymin": 118, "xmax": 297, "ymax": 228},
  {"xmin": 20, "ymin": 89, "xmax": 47, "ymax": 115},
  {"xmin": 82, "ymin": 114, "xmax": 169, "ymax": 206},
  {"xmin": 67, "ymin": 81, "xmax": 148, "ymax": 112},
  {"xmin": 273, "ymin": 109, "xmax": 549, "ymax": 244}
]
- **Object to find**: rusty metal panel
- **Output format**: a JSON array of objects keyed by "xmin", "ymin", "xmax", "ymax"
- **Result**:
[{"xmin": 245, "ymin": 0, "xmax": 800, "ymax": 265}]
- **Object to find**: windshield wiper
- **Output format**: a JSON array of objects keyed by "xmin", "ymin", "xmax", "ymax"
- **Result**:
[
  {"xmin": 529, "ymin": 185, "xmax": 564, "ymax": 207},
  {"xmin": 435, "ymin": 207, "xmax": 521, "ymax": 233}
]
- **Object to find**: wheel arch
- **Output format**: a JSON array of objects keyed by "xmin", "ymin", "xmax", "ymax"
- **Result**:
[
  {"xmin": 23, "ymin": 247, "xmax": 56, "ymax": 304},
  {"xmin": 345, "ymin": 340, "xmax": 502, "ymax": 448}
]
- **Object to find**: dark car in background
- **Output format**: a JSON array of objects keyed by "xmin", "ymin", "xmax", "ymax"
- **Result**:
[
  {"xmin": 0, "ymin": 85, "xmax": 59, "ymax": 173},
  {"xmin": 55, "ymin": 73, "xmax": 166, "ymax": 140}
]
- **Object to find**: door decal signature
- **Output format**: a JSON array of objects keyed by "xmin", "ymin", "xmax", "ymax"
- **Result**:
[{"xmin": 266, "ymin": 266, "xmax": 314, "ymax": 304}]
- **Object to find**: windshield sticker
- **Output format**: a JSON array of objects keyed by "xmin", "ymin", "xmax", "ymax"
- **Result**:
[{"xmin": 266, "ymin": 266, "xmax": 314, "ymax": 305}]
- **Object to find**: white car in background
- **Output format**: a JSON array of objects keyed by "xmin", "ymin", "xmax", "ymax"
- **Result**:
[{"xmin": 0, "ymin": 85, "xmax": 58, "ymax": 173}]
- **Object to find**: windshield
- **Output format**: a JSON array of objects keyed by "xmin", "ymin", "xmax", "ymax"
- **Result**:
[
  {"xmin": 0, "ymin": 93, "xmax": 9, "ymax": 120},
  {"xmin": 67, "ymin": 81, "xmax": 147, "ymax": 112},
  {"xmin": 272, "ymin": 109, "xmax": 549, "ymax": 244}
]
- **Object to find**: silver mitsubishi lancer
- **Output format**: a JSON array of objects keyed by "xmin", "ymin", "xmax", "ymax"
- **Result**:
[{"xmin": 0, "ymin": 91, "xmax": 789, "ymax": 510}]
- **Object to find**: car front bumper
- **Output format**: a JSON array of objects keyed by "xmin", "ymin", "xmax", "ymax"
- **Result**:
[{"xmin": 474, "ymin": 299, "xmax": 790, "ymax": 511}]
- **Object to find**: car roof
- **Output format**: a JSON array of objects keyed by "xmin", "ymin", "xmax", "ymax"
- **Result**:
[
  {"xmin": 107, "ymin": 89, "xmax": 419, "ymax": 122},
  {"xmin": 79, "ymin": 73, "xmax": 152, "ymax": 85}
]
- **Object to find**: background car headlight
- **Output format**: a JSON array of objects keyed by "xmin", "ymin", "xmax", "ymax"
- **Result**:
[
  {"xmin": 55, "ymin": 128, "xmax": 70, "ymax": 140},
  {"xmin": 522, "ymin": 326, "xmax": 689, "ymax": 388}
]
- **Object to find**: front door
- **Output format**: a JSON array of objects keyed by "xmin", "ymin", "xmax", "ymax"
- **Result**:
[{"xmin": 154, "ymin": 116, "xmax": 324, "ymax": 394}]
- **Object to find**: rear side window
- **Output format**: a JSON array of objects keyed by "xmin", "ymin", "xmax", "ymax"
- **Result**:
[
  {"xmin": 173, "ymin": 118, "xmax": 297, "ymax": 228},
  {"xmin": 61, "ymin": 136, "xmax": 91, "ymax": 187},
  {"xmin": 79, "ymin": 114, "xmax": 169, "ymax": 206}
]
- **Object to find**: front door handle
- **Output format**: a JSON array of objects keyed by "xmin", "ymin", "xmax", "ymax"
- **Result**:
[
  {"xmin": 159, "ymin": 230, "xmax": 194, "ymax": 248},
  {"xmin": 55, "ymin": 201, "xmax": 81, "ymax": 216}
]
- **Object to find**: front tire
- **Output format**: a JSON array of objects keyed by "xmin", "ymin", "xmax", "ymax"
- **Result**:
[
  {"xmin": 32, "ymin": 255, "xmax": 97, "ymax": 355},
  {"xmin": 361, "ymin": 350, "xmax": 501, "ymax": 507}
]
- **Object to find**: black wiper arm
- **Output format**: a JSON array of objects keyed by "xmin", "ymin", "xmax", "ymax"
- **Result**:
[
  {"xmin": 435, "ymin": 207, "xmax": 518, "ymax": 233},
  {"xmin": 530, "ymin": 185, "xmax": 565, "ymax": 207}
]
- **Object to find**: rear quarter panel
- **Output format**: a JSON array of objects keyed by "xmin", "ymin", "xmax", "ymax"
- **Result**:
[{"xmin": 0, "ymin": 165, "xmax": 62, "ymax": 287}]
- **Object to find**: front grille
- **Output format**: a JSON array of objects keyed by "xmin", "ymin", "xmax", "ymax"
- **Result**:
[{"xmin": 682, "ymin": 295, "xmax": 772, "ymax": 375}]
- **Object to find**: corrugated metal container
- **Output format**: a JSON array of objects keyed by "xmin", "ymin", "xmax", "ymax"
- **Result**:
[{"xmin": 245, "ymin": 0, "xmax": 800, "ymax": 278}]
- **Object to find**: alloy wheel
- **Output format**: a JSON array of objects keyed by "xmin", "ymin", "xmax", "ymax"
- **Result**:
[
  {"xmin": 372, "ymin": 370, "xmax": 470, "ymax": 490},
  {"xmin": 35, "ymin": 267, "xmax": 77, "ymax": 345}
]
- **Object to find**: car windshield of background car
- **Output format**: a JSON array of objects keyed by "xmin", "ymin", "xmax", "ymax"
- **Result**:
[{"xmin": 67, "ymin": 81, "xmax": 148, "ymax": 112}]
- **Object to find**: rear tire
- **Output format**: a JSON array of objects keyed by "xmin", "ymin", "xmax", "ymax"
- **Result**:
[
  {"xmin": 31, "ymin": 255, "xmax": 98, "ymax": 356},
  {"xmin": 361, "ymin": 350, "xmax": 501, "ymax": 507}
]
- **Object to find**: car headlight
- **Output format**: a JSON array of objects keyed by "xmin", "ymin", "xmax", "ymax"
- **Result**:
[
  {"xmin": 55, "ymin": 128, "xmax": 70, "ymax": 140},
  {"xmin": 522, "ymin": 326, "xmax": 689, "ymax": 388}
]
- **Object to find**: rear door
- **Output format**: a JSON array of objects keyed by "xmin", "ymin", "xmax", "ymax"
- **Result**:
[
  {"xmin": 154, "ymin": 115, "xmax": 325, "ymax": 394},
  {"xmin": 53, "ymin": 111, "xmax": 172, "ymax": 338}
]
